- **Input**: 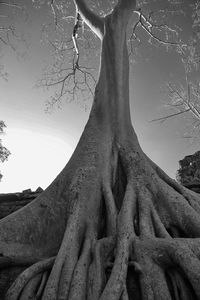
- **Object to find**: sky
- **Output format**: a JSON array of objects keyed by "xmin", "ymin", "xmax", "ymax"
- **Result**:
[{"xmin": 0, "ymin": 0, "xmax": 200, "ymax": 193}]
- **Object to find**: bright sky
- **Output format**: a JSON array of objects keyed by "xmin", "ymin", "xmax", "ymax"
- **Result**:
[
  {"xmin": 0, "ymin": 1, "xmax": 199, "ymax": 193},
  {"xmin": 1, "ymin": 128, "xmax": 73, "ymax": 192}
]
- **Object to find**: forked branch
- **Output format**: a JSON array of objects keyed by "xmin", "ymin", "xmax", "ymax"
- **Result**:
[
  {"xmin": 151, "ymin": 80, "xmax": 200, "ymax": 128},
  {"xmin": 130, "ymin": 7, "xmax": 186, "ymax": 51},
  {"xmin": 73, "ymin": 0, "xmax": 104, "ymax": 39}
]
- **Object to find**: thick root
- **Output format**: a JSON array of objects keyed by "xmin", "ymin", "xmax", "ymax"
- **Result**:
[
  {"xmin": 36, "ymin": 271, "xmax": 49, "ymax": 299},
  {"xmin": 169, "ymin": 242, "xmax": 200, "ymax": 298},
  {"xmin": 68, "ymin": 238, "xmax": 92, "ymax": 299},
  {"xmin": 87, "ymin": 237, "xmax": 115, "ymax": 299},
  {"xmin": 41, "ymin": 208, "xmax": 85, "ymax": 300},
  {"xmin": 2, "ymin": 139, "xmax": 200, "ymax": 300},
  {"xmin": 100, "ymin": 183, "xmax": 135, "ymax": 300},
  {"xmin": 19, "ymin": 273, "xmax": 43, "ymax": 300},
  {"xmin": 5, "ymin": 257, "xmax": 54, "ymax": 300}
]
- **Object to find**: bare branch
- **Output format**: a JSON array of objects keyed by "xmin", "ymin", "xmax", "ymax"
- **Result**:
[
  {"xmin": 39, "ymin": 2, "xmax": 99, "ymax": 111},
  {"xmin": 133, "ymin": 9, "xmax": 185, "ymax": 48},
  {"xmin": 39, "ymin": 60, "xmax": 96, "ymax": 112},
  {"xmin": 151, "ymin": 108, "xmax": 191, "ymax": 123},
  {"xmin": 73, "ymin": 0, "xmax": 104, "ymax": 39},
  {"xmin": 72, "ymin": 8, "xmax": 83, "ymax": 69},
  {"xmin": 155, "ymin": 74, "xmax": 200, "ymax": 137}
]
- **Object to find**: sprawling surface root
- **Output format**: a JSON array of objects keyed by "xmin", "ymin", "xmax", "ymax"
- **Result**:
[
  {"xmin": 42, "ymin": 213, "xmax": 83, "ymax": 299},
  {"xmin": 2, "ymin": 138, "xmax": 200, "ymax": 300},
  {"xmin": 87, "ymin": 237, "xmax": 115, "ymax": 299},
  {"xmin": 5, "ymin": 257, "xmax": 54, "ymax": 300}
]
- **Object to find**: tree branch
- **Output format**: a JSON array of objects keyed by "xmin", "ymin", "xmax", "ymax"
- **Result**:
[
  {"xmin": 133, "ymin": 9, "xmax": 183, "ymax": 48},
  {"xmin": 151, "ymin": 108, "xmax": 191, "ymax": 123},
  {"xmin": 73, "ymin": 0, "xmax": 104, "ymax": 39}
]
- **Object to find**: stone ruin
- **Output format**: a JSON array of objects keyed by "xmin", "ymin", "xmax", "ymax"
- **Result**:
[{"xmin": 0, "ymin": 187, "xmax": 43, "ymax": 219}]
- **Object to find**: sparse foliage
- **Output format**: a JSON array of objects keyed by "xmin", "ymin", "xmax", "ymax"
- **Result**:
[
  {"xmin": 0, "ymin": 121, "xmax": 10, "ymax": 181},
  {"xmin": 177, "ymin": 151, "xmax": 200, "ymax": 186}
]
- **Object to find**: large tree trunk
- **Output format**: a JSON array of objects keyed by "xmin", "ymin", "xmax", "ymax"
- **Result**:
[{"xmin": 1, "ymin": 0, "xmax": 200, "ymax": 299}]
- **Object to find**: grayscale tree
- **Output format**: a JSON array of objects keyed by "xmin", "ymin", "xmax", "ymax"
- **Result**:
[{"xmin": 0, "ymin": 1, "xmax": 200, "ymax": 299}]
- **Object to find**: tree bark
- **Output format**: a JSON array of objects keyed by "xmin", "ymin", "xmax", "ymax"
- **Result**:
[{"xmin": 1, "ymin": 0, "xmax": 200, "ymax": 299}]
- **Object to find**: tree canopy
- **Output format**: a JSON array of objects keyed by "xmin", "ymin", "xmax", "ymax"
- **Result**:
[
  {"xmin": 1, "ymin": 0, "xmax": 199, "ymax": 112},
  {"xmin": 37, "ymin": 0, "xmax": 199, "ymax": 110}
]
